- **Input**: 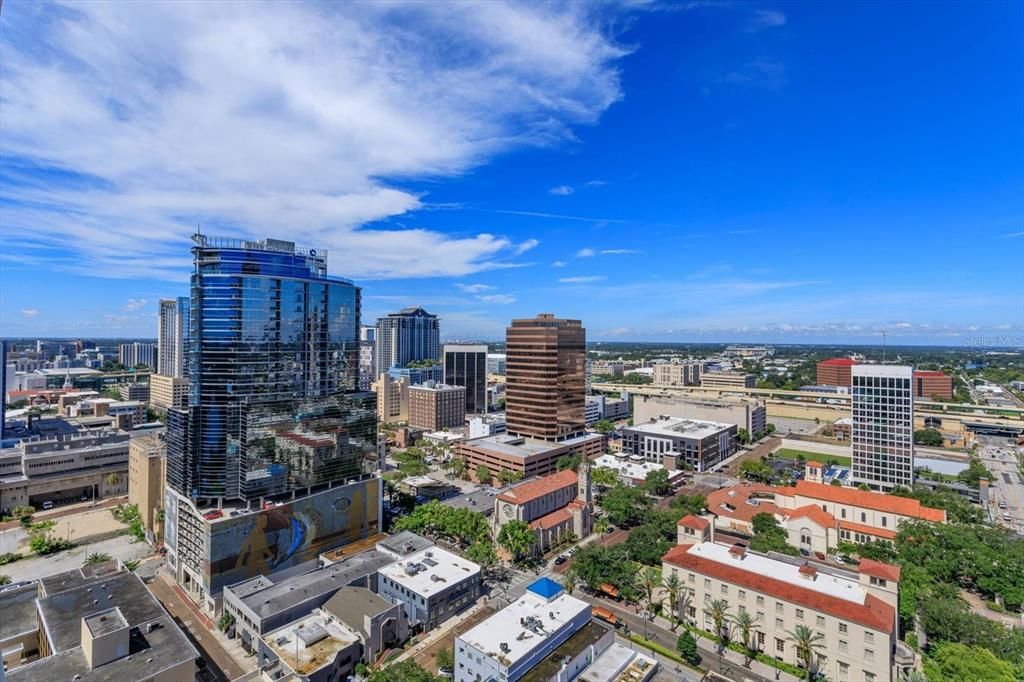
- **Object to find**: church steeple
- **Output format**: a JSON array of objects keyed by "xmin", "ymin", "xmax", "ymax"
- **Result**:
[
  {"xmin": 578, "ymin": 458, "xmax": 592, "ymax": 504},
  {"xmin": 63, "ymin": 368, "xmax": 73, "ymax": 390}
]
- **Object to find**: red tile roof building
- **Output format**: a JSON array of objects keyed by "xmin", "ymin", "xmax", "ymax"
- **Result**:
[
  {"xmin": 493, "ymin": 464, "xmax": 593, "ymax": 556},
  {"xmin": 662, "ymin": 541, "xmax": 909, "ymax": 681}
]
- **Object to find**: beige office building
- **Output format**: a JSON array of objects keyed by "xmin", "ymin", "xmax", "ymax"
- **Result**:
[
  {"xmin": 373, "ymin": 373, "xmax": 409, "ymax": 424},
  {"xmin": 149, "ymin": 373, "xmax": 187, "ymax": 411},
  {"xmin": 128, "ymin": 436, "xmax": 166, "ymax": 545},
  {"xmin": 652, "ymin": 361, "xmax": 703, "ymax": 387},
  {"xmin": 700, "ymin": 371, "xmax": 756, "ymax": 389},
  {"xmin": 633, "ymin": 394, "xmax": 767, "ymax": 435}
]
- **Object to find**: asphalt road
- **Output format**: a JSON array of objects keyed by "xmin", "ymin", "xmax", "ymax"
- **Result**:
[{"xmin": 977, "ymin": 435, "xmax": 1024, "ymax": 534}]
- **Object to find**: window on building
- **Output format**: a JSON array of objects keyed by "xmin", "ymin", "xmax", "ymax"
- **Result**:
[
  {"xmin": 796, "ymin": 608, "xmax": 804, "ymax": 620},
  {"xmin": 757, "ymin": 631, "xmax": 765, "ymax": 648},
  {"xmin": 721, "ymin": 584, "xmax": 728, "ymax": 595},
  {"xmin": 864, "ymin": 649, "xmax": 874, "ymax": 662},
  {"xmin": 775, "ymin": 617, "xmax": 784, "ymax": 629},
  {"xmin": 839, "ymin": 623, "xmax": 848, "ymax": 633},
  {"xmin": 881, "ymin": 517, "xmax": 887, "ymax": 527},
  {"xmin": 775, "ymin": 602, "xmax": 783, "ymax": 613},
  {"xmin": 839, "ymin": 639, "xmax": 847, "ymax": 652},
  {"xmin": 838, "ymin": 661, "xmax": 849, "ymax": 682},
  {"xmin": 864, "ymin": 672, "xmax": 875, "ymax": 682},
  {"xmin": 817, "ymin": 615, "xmax": 825, "ymax": 627},
  {"xmin": 861, "ymin": 512, "xmax": 866, "ymax": 523},
  {"xmin": 705, "ymin": 578, "xmax": 711, "ymax": 589},
  {"xmin": 775, "ymin": 638, "xmax": 785, "ymax": 653},
  {"xmin": 756, "ymin": 596, "xmax": 765, "ymax": 606},
  {"xmin": 864, "ymin": 632, "xmax": 874, "ymax": 644},
  {"xmin": 738, "ymin": 589, "xmax": 746, "ymax": 600}
]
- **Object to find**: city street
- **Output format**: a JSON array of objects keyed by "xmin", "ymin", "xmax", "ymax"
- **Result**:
[{"xmin": 976, "ymin": 435, "xmax": 1024, "ymax": 534}]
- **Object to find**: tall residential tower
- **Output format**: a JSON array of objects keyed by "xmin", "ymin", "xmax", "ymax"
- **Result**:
[
  {"xmin": 164, "ymin": 236, "xmax": 381, "ymax": 611},
  {"xmin": 374, "ymin": 307, "xmax": 439, "ymax": 372},
  {"xmin": 158, "ymin": 297, "xmax": 190, "ymax": 378},
  {"xmin": 443, "ymin": 344, "xmax": 488, "ymax": 415}
]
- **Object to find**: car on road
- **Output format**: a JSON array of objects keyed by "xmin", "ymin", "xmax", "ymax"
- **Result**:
[{"xmin": 554, "ymin": 555, "xmax": 567, "ymax": 565}]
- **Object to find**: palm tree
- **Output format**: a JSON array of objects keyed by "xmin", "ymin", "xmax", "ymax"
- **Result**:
[
  {"xmin": 898, "ymin": 672, "xmax": 927, "ymax": 682},
  {"xmin": 731, "ymin": 608, "xmax": 760, "ymax": 667},
  {"xmin": 786, "ymin": 624, "xmax": 826, "ymax": 680},
  {"xmin": 122, "ymin": 559, "xmax": 141, "ymax": 572},
  {"xmin": 85, "ymin": 552, "xmax": 112, "ymax": 566},
  {"xmin": 663, "ymin": 573, "xmax": 682, "ymax": 629},
  {"xmin": 706, "ymin": 599, "xmax": 731, "ymax": 646},
  {"xmin": 677, "ymin": 588, "xmax": 694, "ymax": 627},
  {"xmin": 594, "ymin": 517, "xmax": 610, "ymax": 534},
  {"xmin": 638, "ymin": 567, "xmax": 660, "ymax": 614},
  {"xmin": 563, "ymin": 568, "xmax": 580, "ymax": 596},
  {"xmin": 451, "ymin": 457, "xmax": 468, "ymax": 480},
  {"xmin": 105, "ymin": 472, "xmax": 120, "ymax": 487}
]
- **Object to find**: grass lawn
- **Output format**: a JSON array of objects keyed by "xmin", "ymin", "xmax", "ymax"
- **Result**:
[{"xmin": 775, "ymin": 448, "xmax": 852, "ymax": 467}]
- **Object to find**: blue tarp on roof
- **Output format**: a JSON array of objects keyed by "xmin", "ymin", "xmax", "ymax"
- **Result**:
[{"xmin": 527, "ymin": 577, "xmax": 563, "ymax": 600}]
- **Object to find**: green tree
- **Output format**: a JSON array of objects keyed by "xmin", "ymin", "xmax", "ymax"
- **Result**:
[
  {"xmin": 498, "ymin": 469, "xmax": 524, "ymax": 486},
  {"xmin": 786, "ymin": 624, "xmax": 826, "ymax": 680},
  {"xmin": 668, "ymin": 494, "xmax": 707, "ymax": 517},
  {"xmin": 122, "ymin": 559, "xmax": 141, "ymax": 572},
  {"xmin": 923, "ymin": 643, "xmax": 1017, "ymax": 682},
  {"xmin": 739, "ymin": 459, "xmax": 773, "ymax": 483},
  {"xmin": 620, "ymin": 373, "xmax": 653, "ymax": 385},
  {"xmin": 435, "ymin": 647, "xmax": 454, "ymax": 674},
  {"xmin": 598, "ymin": 483, "xmax": 650, "ymax": 527},
  {"xmin": 497, "ymin": 520, "xmax": 535, "ymax": 563},
  {"xmin": 466, "ymin": 541, "xmax": 497, "ymax": 571},
  {"xmin": 662, "ymin": 572, "xmax": 682, "ymax": 628},
  {"xmin": 450, "ymin": 457, "xmax": 468, "ymax": 480},
  {"xmin": 638, "ymin": 567, "xmax": 661, "ymax": 612},
  {"xmin": 556, "ymin": 452, "xmax": 582, "ymax": 471},
  {"xmin": 475, "ymin": 464, "xmax": 493, "ymax": 485},
  {"xmin": 593, "ymin": 419, "xmax": 615, "ymax": 435},
  {"xmin": 749, "ymin": 513, "xmax": 798, "ymax": 555},
  {"xmin": 642, "ymin": 468, "xmax": 670, "ymax": 496},
  {"xmin": 563, "ymin": 567, "xmax": 580, "ymax": 596},
  {"xmin": 622, "ymin": 523, "xmax": 672, "ymax": 566},
  {"xmin": 217, "ymin": 611, "xmax": 235, "ymax": 633},
  {"xmin": 0, "ymin": 575, "xmax": 11, "ymax": 585},
  {"xmin": 913, "ymin": 428, "xmax": 944, "ymax": 447},
  {"xmin": 676, "ymin": 630, "xmax": 701, "ymax": 665},
  {"xmin": 737, "ymin": 428, "xmax": 751, "ymax": 445},
  {"xmin": 592, "ymin": 467, "xmax": 619, "ymax": 488}
]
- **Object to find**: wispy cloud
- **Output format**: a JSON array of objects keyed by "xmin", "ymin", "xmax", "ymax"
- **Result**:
[
  {"xmin": 477, "ymin": 294, "xmax": 516, "ymax": 304},
  {"xmin": 552, "ymin": 260, "xmax": 567, "ymax": 267},
  {"xmin": 124, "ymin": 298, "xmax": 148, "ymax": 311},
  {"xmin": 548, "ymin": 185, "xmax": 575, "ymax": 196},
  {"xmin": 576, "ymin": 248, "xmax": 597, "ymax": 258},
  {"xmin": 559, "ymin": 275, "xmax": 606, "ymax": 283},
  {"xmin": 1000, "ymin": 231, "xmax": 1024, "ymax": 238},
  {"xmin": 600, "ymin": 249, "xmax": 640, "ymax": 255},
  {"xmin": 455, "ymin": 284, "xmax": 494, "ymax": 294},
  {"xmin": 727, "ymin": 229, "xmax": 759, "ymax": 235},
  {"xmin": 724, "ymin": 59, "xmax": 786, "ymax": 90},
  {"xmin": 0, "ymin": 3, "xmax": 633, "ymax": 281},
  {"xmin": 478, "ymin": 209, "xmax": 628, "ymax": 224},
  {"xmin": 745, "ymin": 9, "xmax": 786, "ymax": 32},
  {"xmin": 21, "ymin": 308, "xmax": 39, "ymax": 318},
  {"xmin": 514, "ymin": 238, "xmax": 540, "ymax": 255},
  {"xmin": 584, "ymin": 180, "xmax": 608, "ymax": 188}
]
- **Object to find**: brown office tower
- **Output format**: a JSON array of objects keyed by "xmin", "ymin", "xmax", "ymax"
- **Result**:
[{"xmin": 505, "ymin": 314, "xmax": 586, "ymax": 441}]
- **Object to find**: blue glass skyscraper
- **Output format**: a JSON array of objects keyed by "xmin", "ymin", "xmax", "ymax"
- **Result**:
[{"xmin": 167, "ymin": 235, "xmax": 376, "ymax": 504}]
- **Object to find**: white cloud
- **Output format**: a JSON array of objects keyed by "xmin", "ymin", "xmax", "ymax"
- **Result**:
[
  {"xmin": 477, "ymin": 294, "xmax": 516, "ymax": 304},
  {"xmin": 21, "ymin": 308, "xmax": 39, "ymax": 317},
  {"xmin": 455, "ymin": 284, "xmax": 494, "ymax": 294},
  {"xmin": 745, "ymin": 9, "xmax": 786, "ymax": 32},
  {"xmin": 559, "ymin": 275, "xmax": 606, "ymax": 283},
  {"xmin": 124, "ymin": 298, "xmax": 148, "ymax": 311},
  {"xmin": 0, "ymin": 3, "xmax": 631, "ymax": 281},
  {"xmin": 1000, "ymin": 231, "xmax": 1024, "ymax": 238},
  {"xmin": 600, "ymin": 249, "xmax": 639, "ymax": 255},
  {"xmin": 514, "ymin": 238, "xmax": 540, "ymax": 255},
  {"xmin": 584, "ymin": 180, "xmax": 607, "ymax": 188},
  {"xmin": 576, "ymin": 248, "xmax": 596, "ymax": 258},
  {"xmin": 548, "ymin": 185, "xmax": 575, "ymax": 196},
  {"xmin": 552, "ymin": 260, "xmax": 567, "ymax": 267}
]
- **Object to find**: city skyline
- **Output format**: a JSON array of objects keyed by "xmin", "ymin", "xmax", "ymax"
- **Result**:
[{"xmin": 1, "ymin": 2, "xmax": 1022, "ymax": 344}]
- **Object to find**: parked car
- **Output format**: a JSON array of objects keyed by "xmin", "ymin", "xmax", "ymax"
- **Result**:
[{"xmin": 554, "ymin": 555, "xmax": 567, "ymax": 565}]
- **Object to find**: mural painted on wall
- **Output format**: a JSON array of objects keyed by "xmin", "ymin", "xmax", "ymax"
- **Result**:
[{"xmin": 206, "ymin": 477, "xmax": 381, "ymax": 591}]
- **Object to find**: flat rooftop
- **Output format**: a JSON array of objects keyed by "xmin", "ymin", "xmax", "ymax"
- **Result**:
[
  {"xmin": 376, "ymin": 531, "xmax": 434, "ymax": 558},
  {"xmin": 461, "ymin": 432, "xmax": 602, "ymax": 460},
  {"xmin": 458, "ymin": 589, "xmax": 590, "ymax": 669},
  {"xmin": 628, "ymin": 417, "xmax": 732, "ymax": 440},
  {"xmin": 263, "ymin": 611, "xmax": 358, "ymax": 676},
  {"xmin": 521, "ymin": 620, "xmax": 610, "ymax": 682},
  {"xmin": 84, "ymin": 607, "xmax": 128, "ymax": 637},
  {"xmin": 0, "ymin": 583, "xmax": 40, "ymax": 642},
  {"xmin": 592, "ymin": 454, "xmax": 682, "ymax": 482},
  {"xmin": 378, "ymin": 546, "xmax": 479, "ymax": 598},
  {"xmin": 579, "ymin": 642, "xmax": 658, "ymax": 682},
  {"xmin": 441, "ymin": 485, "xmax": 516, "ymax": 515},
  {"xmin": 687, "ymin": 542, "xmax": 866, "ymax": 605},
  {"xmin": 231, "ymin": 550, "xmax": 395, "ymax": 620}
]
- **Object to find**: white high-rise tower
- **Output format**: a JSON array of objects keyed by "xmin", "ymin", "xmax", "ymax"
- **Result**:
[{"xmin": 851, "ymin": 364, "xmax": 914, "ymax": 490}]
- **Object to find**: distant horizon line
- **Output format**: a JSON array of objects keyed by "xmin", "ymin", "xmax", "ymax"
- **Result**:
[{"xmin": 3, "ymin": 335, "xmax": 1021, "ymax": 351}]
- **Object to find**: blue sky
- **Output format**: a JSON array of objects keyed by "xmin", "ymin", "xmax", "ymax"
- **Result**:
[{"xmin": 1, "ymin": 1, "xmax": 1022, "ymax": 344}]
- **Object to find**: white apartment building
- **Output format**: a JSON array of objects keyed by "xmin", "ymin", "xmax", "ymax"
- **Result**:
[
  {"xmin": 851, "ymin": 365, "xmax": 914, "ymax": 490},
  {"xmin": 149, "ymin": 373, "xmax": 188, "ymax": 411},
  {"xmin": 621, "ymin": 416, "xmax": 736, "ymax": 472},
  {"xmin": 157, "ymin": 297, "xmax": 189, "ymax": 378},
  {"xmin": 377, "ymin": 546, "xmax": 481, "ymax": 631},
  {"xmin": 663, "ymin": 541, "xmax": 912, "ymax": 682},
  {"xmin": 456, "ymin": 578, "xmax": 593, "ymax": 682}
]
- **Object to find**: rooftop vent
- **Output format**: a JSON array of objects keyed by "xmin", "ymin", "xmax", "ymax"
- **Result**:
[
  {"xmin": 728, "ymin": 545, "xmax": 747, "ymax": 560},
  {"xmin": 499, "ymin": 643, "xmax": 510, "ymax": 654}
]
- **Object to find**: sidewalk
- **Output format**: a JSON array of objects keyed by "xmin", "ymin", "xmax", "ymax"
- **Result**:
[{"xmin": 647, "ymin": 610, "xmax": 800, "ymax": 682}]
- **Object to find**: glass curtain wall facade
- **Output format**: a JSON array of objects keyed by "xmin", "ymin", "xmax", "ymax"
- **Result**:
[
  {"xmin": 167, "ymin": 236, "xmax": 375, "ymax": 504},
  {"xmin": 851, "ymin": 364, "xmax": 914, "ymax": 490},
  {"xmin": 505, "ymin": 314, "xmax": 586, "ymax": 441},
  {"xmin": 443, "ymin": 344, "xmax": 488, "ymax": 415}
]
